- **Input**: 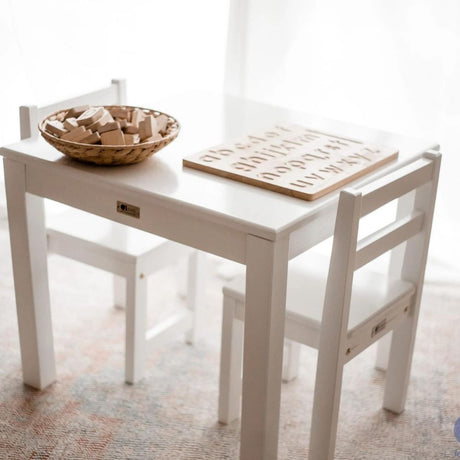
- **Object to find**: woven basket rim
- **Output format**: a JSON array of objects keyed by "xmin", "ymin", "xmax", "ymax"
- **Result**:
[{"xmin": 38, "ymin": 105, "xmax": 180, "ymax": 149}]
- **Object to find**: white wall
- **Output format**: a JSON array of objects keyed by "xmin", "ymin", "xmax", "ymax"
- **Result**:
[{"xmin": 0, "ymin": 0, "xmax": 229, "ymax": 146}]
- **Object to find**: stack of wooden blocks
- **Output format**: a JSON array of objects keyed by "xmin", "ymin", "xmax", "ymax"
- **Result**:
[{"xmin": 45, "ymin": 106, "xmax": 169, "ymax": 146}]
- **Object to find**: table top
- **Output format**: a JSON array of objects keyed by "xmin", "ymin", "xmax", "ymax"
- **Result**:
[{"xmin": 1, "ymin": 92, "xmax": 438, "ymax": 241}]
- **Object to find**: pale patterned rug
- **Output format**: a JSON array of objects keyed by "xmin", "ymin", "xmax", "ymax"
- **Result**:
[{"xmin": 0, "ymin": 218, "xmax": 459, "ymax": 459}]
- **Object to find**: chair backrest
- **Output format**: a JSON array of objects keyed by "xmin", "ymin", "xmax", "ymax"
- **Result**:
[
  {"xmin": 19, "ymin": 79, "xmax": 126, "ymax": 140},
  {"xmin": 322, "ymin": 150, "xmax": 441, "ymax": 350}
]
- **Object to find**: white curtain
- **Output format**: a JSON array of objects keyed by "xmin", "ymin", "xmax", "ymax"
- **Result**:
[{"xmin": 242, "ymin": 0, "xmax": 460, "ymax": 283}]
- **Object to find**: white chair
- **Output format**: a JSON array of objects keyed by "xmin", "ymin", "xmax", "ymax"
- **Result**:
[
  {"xmin": 19, "ymin": 79, "xmax": 206, "ymax": 384},
  {"xmin": 218, "ymin": 151, "xmax": 441, "ymax": 459}
]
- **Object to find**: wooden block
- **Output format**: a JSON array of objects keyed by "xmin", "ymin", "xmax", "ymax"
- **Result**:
[
  {"xmin": 76, "ymin": 106, "xmax": 105, "ymax": 126},
  {"xmin": 125, "ymin": 123, "xmax": 139, "ymax": 134},
  {"xmin": 45, "ymin": 120, "xmax": 68, "ymax": 137},
  {"xmin": 118, "ymin": 119, "xmax": 128, "ymax": 129},
  {"xmin": 155, "ymin": 114, "xmax": 169, "ymax": 134},
  {"xmin": 63, "ymin": 117, "xmax": 79, "ymax": 131},
  {"xmin": 98, "ymin": 121, "xmax": 120, "ymax": 134},
  {"xmin": 61, "ymin": 126, "xmax": 89, "ymax": 142},
  {"xmin": 66, "ymin": 105, "xmax": 90, "ymax": 119},
  {"xmin": 100, "ymin": 129, "xmax": 125, "ymax": 146},
  {"xmin": 79, "ymin": 131, "xmax": 101, "ymax": 145},
  {"xmin": 87, "ymin": 109, "xmax": 114, "ymax": 131},
  {"xmin": 124, "ymin": 133, "xmax": 140, "ymax": 145},
  {"xmin": 131, "ymin": 108, "xmax": 146, "ymax": 128},
  {"xmin": 142, "ymin": 133, "xmax": 162, "ymax": 143},
  {"xmin": 139, "ymin": 115, "xmax": 159, "ymax": 141},
  {"xmin": 109, "ymin": 107, "xmax": 130, "ymax": 119}
]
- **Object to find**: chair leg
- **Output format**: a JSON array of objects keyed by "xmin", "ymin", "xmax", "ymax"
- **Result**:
[
  {"xmin": 383, "ymin": 316, "xmax": 417, "ymax": 414},
  {"xmin": 185, "ymin": 251, "xmax": 206, "ymax": 345},
  {"xmin": 375, "ymin": 332, "xmax": 392, "ymax": 371},
  {"xmin": 282, "ymin": 339, "xmax": 300, "ymax": 382},
  {"xmin": 113, "ymin": 275, "xmax": 126, "ymax": 309},
  {"xmin": 218, "ymin": 296, "xmax": 244, "ymax": 424},
  {"xmin": 309, "ymin": 350, "xmax": 345, "ymax": 460},
  {"xmin": 124, "ymin": 272, "xmax": 148, "ymax": 384}
]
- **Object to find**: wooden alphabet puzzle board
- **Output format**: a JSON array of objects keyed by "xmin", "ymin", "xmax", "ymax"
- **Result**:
[{"xmin": 183, "ymin": 124, "xmax": 399, "ymax": 201}]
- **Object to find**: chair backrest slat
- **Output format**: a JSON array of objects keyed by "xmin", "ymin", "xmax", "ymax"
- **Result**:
[
  {"xmin": 354, "ymin": 210, "xmax": 425, "ymax": 270},
  {"xmin": 359, "ymin": 157, "xmax": 435, "ymax": 217}
]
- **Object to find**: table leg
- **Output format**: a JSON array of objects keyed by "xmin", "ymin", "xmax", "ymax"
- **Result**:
[
  {"xmin": 4, "ymin": 159, "xmax": 56, "ymax": 389},
  {"xmin": 240, "ymin": 234, "xmax": 289, "ymax": 460}
]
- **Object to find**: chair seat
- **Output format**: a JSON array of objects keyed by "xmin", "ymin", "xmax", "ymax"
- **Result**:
[{"xmin": 224, "ymin": 252, "xmax": 415, "ymax": 338}]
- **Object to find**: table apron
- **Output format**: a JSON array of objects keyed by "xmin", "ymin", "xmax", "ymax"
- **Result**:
[
  {"xmin": 26, "ymin": 165, "xmax": 247, "ymax": 264},
  {"xmin": 288, "ymin": 206, "xmax": 337, "ymax": 259}
]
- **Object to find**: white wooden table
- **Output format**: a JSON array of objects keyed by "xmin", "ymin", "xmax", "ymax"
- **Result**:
[{"xmin": 0, "ymin": 92, "xmax": 437, "ymax": 460}]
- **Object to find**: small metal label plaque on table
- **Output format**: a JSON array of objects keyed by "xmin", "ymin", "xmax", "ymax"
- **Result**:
[
  {"xmin": 183, "ymin": 124, "xmax": 398, "ymax": 201},
  {"xmin": 117, "ymin": 201, "xmax": 140, "ymax": 218}
]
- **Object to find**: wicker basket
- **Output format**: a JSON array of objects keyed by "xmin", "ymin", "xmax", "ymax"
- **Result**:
[{"xmin": 39, "ymin": 105, "xmax": 180, "ymax": 166}]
